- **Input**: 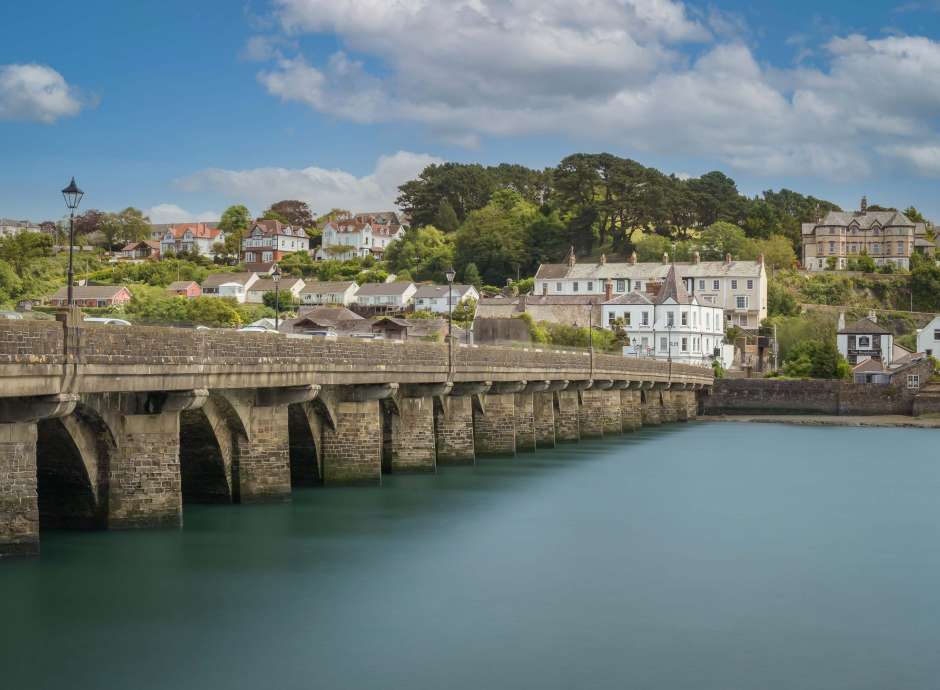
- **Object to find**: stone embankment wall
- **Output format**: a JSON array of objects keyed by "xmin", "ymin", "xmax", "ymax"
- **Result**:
[{"xmin": 702, "ymin": 378, "xmax": 918, "ymax": 416}]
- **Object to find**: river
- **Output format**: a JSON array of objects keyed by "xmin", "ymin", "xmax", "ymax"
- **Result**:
[{"xmin": 2, "ymin": 422, "xmax": 939, "ymax": 689}]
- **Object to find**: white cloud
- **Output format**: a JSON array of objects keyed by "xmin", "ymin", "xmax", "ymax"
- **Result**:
[
  {"xmin": 248, "ymin": 1, "xmax": 940, "ymax": 180},
  {"xmin": 0, "ymin": 63, "xmax": 84, "ymax": 123},
  {"xmin": 175, "ymin": 150, "xmax": 442, "ymax": 213},
  {"xmin": 878, "ymin": 144, "xmax": 940, "ymax": 176},
  {"xmin": 145, "ymin": 204, "xmax": 220, "ymax": 224}
]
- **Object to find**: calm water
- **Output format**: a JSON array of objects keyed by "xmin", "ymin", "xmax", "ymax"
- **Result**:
[{"xmin": 2, "ymin": 423, "xmax": 940, "ymax": 690}]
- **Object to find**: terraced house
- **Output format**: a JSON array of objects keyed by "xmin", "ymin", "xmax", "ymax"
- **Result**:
[
  {"xmin": 535, "ymin": 250, "xmax": 767, "ymax": 328},
  {"xmin": 801, "ymin": 198, "xmax": 932, "ymax": 271}
]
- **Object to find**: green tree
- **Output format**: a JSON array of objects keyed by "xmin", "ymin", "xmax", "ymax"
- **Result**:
[
  {"xmin": 767, "ymin": 281, "xmax": 800, "ymax": 317},
  {"xmin": 911, "ymin": 252, "xmax": 940, "ymax": 311},
  {"xmin": 98, "ymin": 207, "xmax": 150, "ymax": 250},
  {"xmin": 397, "ymin": 163, "xmax": 498, "ymax": 228},
  {"xmin": 453, "ymin": 190, "xmax": 534, "ymax": 286},
  {"xmin": 741, "ymin": 234, "xmax": 796, "ymax": 269},
  {"xmin": 432, "ymin": 200, "xmax": 459, "ymax": 232},
  {"xmin": 219, "ymin": 204, "xmax": 252, "ymax": 258},
  {"xmin": 0, "ymin": 232, "xmax": 53, "ymax": 273},
  {"xmin": 384, "ymin": 226, "xmax": 455, "ymax": 282},
  {"xmin": 266, "ymin": 200, "xmax": 315, "ymax": 228},
  {"xmin": 462, "ymin": 262, "xmax": 481, "ymax": 288},
  {"xmin": 782, "ymin": 340, "xmax": 850, "ymax": 379},
  {"xmin": 635, "ymin": 234, "xmax": 671, "ymax": 262},
  {"xmin": 700, "ymin": 221, "xmax": 748, "ymax": 260},
  {"xmin": 262, "ymin": 290, "xmax": 298, "ymax": 311}
]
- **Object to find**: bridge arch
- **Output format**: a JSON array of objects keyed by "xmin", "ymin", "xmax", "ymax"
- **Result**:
[
  {"xmin": 179, "ymin": 393, "xmax": 248, "ymax": 504},
  {"xmin": 35, "ymin": 402, "xmax": 116, "ymax": 530},
  {"xmin": 288, "ymin": 401, "xmax": 323, "ymax": 487}
]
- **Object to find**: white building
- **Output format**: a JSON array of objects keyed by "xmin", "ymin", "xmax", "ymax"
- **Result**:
[
  {"xmin": 916, "ymin": 315, "xmax": 940, "ymax": 357},
  {"xmin": 244, "ymin": 277, "xmax": 306, "ymax": 305},
  {"xmin": 603, "ymin": 265, "xmax": 724, "ymax": 367},
  {"xmin": 316, "ymin": 213, "xmax": 405, "ymax": 261},
  {"xmin": 354, "ymin": 282, "xmax": 416, "ymax": 310},
  {"xmin": 158, "ymin": 222, "xmax": 224, "ymax": 258},
  {"xmin": 0, "ymin": 218, "xmax": 41, "ymax": 238},
  {"xmin": 299, "ymin": 281, "xmax": 359, "ymax": 306},
  {"xmin": 241, "ymin": 220, "xmax": 310, "ymax": 270},
  {"xmin": 535, "ymin": 250, "xmax": 766, "ymax": 328},
  {"xmin": 837, "ymin": 314, "xmax": 894, "ymax": 366},
  {"xmin": 200, "ymin": 272, "xmax": 259, "ymax": 304},
  {"xmin": 413, "ymin": 284, "xmax": 480, "ymax": 314}
]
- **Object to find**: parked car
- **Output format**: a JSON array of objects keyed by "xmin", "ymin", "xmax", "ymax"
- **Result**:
[
  {"xmin": 84, "ymin": 317, "xmax": 132, "ymax": 326},
  {"xmin": 306, "ymin": 329, "xmax": 338, "ymax": 339},
  {"xmin": 237, "ymin": 326, "xmax": 277, "ymax": 333},
  {"xmin": 0, "ymin": 311, "xmax": 23, "ymax": 320}
]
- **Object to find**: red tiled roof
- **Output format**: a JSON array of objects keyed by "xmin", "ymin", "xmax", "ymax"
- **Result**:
[{"xmin": 165, "ymin": 223, "xmax": 221, "ymax": 240}]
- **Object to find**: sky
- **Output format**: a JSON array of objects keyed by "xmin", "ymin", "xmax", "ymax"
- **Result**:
[{"xmin": 4, "ymin": 0, "xmax": 940, "ymax": 223}]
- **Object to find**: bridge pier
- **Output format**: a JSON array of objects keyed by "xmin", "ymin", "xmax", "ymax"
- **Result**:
[
  {"xmin": 0, "ymin": 421, "xmax": 41, "ymax": 557},
  {"xmin": 555, "ymin": 382, "xmax": 588, "ymax": 442},
  {"xmin": 600, "ymin": 382, "xmax": 624, "ymax": 435},
  {"xmin": 387, "ymin": 384, "xmax": 450, "ymax": 473},
  {"xmin": 435, "ymin": 383, "xmax": 486, "ymax": 466},
  {"xmin": 321, "ymin": 385, "xmax": 396, "ymax": 485},
  {"xmin": 474, "ymin": 382, "xmax": 525, "ymax": 457},
  {"xmin": 579, "ymin": 381, "xmax": 612, "ymax": 438},
  {"xmin": 640, "ymin": 384, "xmax": 663, "ymax": 426},
  {"xmin": 534, "ymin": 381, "xmax": 565, "ymax": 448},
  {"xmin": 620, "ymin": 387, "xmax": 643, "ymax": 432},
  {"xmin": 514, "ymin": 382, "xmax": 549, "ymax": 453}
]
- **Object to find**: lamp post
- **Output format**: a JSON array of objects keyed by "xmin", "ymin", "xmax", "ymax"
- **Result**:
[
  {"xmin": 271, "ymin": 263, "xmax": 282, "ymax": 332},
  {"xmin": 445, "ymin": 266, "xmax": 456, "ymax": 379},
  {"xmin": 61, "ymin": 178, "xmax": 84, "ymax": 307},
  {"xmin": 667, "ymin": 321, "xmax": 673, "ymax": 382}
]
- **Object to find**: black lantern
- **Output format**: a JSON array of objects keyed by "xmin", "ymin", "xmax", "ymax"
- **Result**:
[
  {"xmin": 61, "ymin": 177, "xmax": 84, "ymax": 307},
  {"xmin": 62, "ymin": 177, "xmax": 84, "ymax": 210},
  {"xmin": 271, "ymin": 264, "xmax": 282, "ymax": 332}
]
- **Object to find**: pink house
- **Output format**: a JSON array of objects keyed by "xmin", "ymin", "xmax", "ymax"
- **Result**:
[{"xmin": 166, "ymin": 281, "xmax": 202, "ymax": 299}]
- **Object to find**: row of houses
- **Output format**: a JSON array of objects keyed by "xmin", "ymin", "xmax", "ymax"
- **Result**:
[{"xmin": 171, "ymin": 272, "xmax": 479, "ymax": 313}]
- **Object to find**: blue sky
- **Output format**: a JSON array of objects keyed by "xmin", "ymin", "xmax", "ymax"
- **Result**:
[{"xmin": 4, "ymin": 0, "xmax": 940, "ymax": 223}]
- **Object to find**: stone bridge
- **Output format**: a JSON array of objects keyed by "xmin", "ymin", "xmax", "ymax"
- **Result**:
[{"xmin": 0, "ymin": 317, "xmax": 712, "ymax": 556}]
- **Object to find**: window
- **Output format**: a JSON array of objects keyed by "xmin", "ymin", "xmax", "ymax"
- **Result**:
[
  {"xmin": 731, "ymin": 280, "xmax": 737, "ymax": 290},
  {"xmin": 693, "ymin": 312, "xmax": 698, "ymax": 327},
  {"xmin": 587, "ymin": 281, "xmax": 594, "ymax": 291},
  {"xmin": 641, "ymin": 311, "xmax": 649, "ymax": 326},
  {"xmin": 713, "ymin": 280, "xmax": 719, "ymax": 290},
  {"xmin": 897, "ymin": 241, "xmax": 904, "ymax": 254},
  {"xmin": 608, "ymin": 313, "xmax": 616, "ymax": 326},
  {"xmin": 616, "ymin": 279, "xmax": 625, "ymax": 292},
  {"xmin": 908, "ymin": 374, "xmax": 921, "ymax": 390},
  {"xmin": 573, "ymin": 282, "xmax": 579, "ymax": 292},
  {"xmin": 736, "ymin": 295, "xmax": 748, "ymax": 309},
  {"xmin": 667, "ymin": 312, "xmax": 675, "ymax": 327},
  {"xmin": 934, "ymin": 329, "xmax": 940, "ymax": 341},
  {"xmin": 698, "ymin": 279, "xmax": 705, "ymax": 290},
  {"xmin": 556, "ymin": 282, "xmax": 562, "ymax": 292},
  {"xmin": 660, "ymin": 337, "xmax": 667, "ymax": 351},
  {"xmin": 747, "ymin": 279, "xmax": 753, "ymax": 290},
  {"xmin": 681, "ymin": 337, "xmax": 688, "ymax": 352},
  {"xmin": 624, "ymin": 312, "xmax": 631, "ymax": 326},
  {"xmin": 829, "ymin": 241, "xmax": 835, "ymax": 253},
  {"xmin": 858, "ymin": 336, "xmax": 870, "ymax": 348},
  {"xmin": 262, "ymin": 251, "xmax": 273, "ymax": 263},
  {"xmin": 681, "ymin": 311, "xmax": 688, "ymax": 326},
  {"xmin": 634, "ymin": 281, "xmax": 642, "ymax": 290}
]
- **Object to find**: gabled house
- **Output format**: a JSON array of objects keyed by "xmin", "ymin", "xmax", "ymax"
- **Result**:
[
  {"xmin": 299, "ymin": 280, "xmax": 359, "ymax": 306},
  {"xmin": 119, "ymin": 240, "xmax": 161, "ymax": 261},
  {"xmin": 47, "ymin": 285, "xmax": 133, "ymax": 308},
  {"xmin": 316, "ymin": 212, "xmax": 405, "ymax": 261},
  {"xmin": 244, "ymin": 277, "xmax": 306, "ymax": 305},
  {"xmin": 916, "ymin": 314, "xmax": 940, "ymax": 357},
  {"xmin": 200, "ymin": 272, "xmax": 258, "ymax": 303},
  {"xmin": 166, "ymin": 281, "xmax": 201, "ymax": 299},
  {"xmin": 354, "ymin": 282, "xmax": 417, "ymax": 312},
  {"xmin": 837, "ymin": 314, "xmax": 893, "ymax": 365},
  {"xmin": 241, "ymin": 220, "xmax": 309, "ymax": 271},
  {"xmin": 159, "ymin": 223, "xmax": 224, "ymax": 258},
  {"xmin": 602, "ymin": 265, "xmax": 724, "ymax": 367},
  {"xmin": 413, "ymin": 284, "xmax": 479, "ymax": 314}
]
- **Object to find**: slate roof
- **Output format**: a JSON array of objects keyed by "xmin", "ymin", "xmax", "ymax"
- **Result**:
[
  {"xmin": 355, "ymin": 282, "xmax": 414, "ymax": 296},
  {"xmin": 603, "ymin": 292, "xmax": 653, "ymax": 306},
  {"xmin": 246, "ymin": 277, "xmax": 305, "ymax": 292},
  {"xmin": 414, "ymin": 284, "xmax": 474, "ymax": 299},
  {"xmin": 202, "ymin": 272, "xmax": 256, "ymax": 288},
  {"xmin": 299, "ymin": 281, "xmax": 358, "ymax": 294},
  {"xmin": 535, "ymin": 259, "xmax": 763, "ymax": 281},
  {"xmin": 166, "ymin": 281, "xmax": 198, "ymax": 291},
  {"xmin": 49, "ymin": 285, "xmax": 130, "ymax": 300},
  {"xmin": 818, "ymin": 210, "xmax": 913, "ymax": 229},
  {"xmin": 296, "ymin": 306, "xmax": 363, "ymax": 322},
  {"xmin": 838, "ymin": 317, "xmax": 891, "ymax": 335},
  {"xmin": 654, "ymin": 265, "xmax": 693, "ymax": 305}
]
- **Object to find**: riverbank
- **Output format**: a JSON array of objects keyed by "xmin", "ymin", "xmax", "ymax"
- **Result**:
[{"xmin": 706, "ymin": 414, "xmax": 940, "ymax": 428}]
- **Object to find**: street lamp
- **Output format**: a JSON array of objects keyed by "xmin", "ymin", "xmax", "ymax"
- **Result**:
[
  {"xmin": 271, "ymin": 263, "xmax": 282, "ymax": 332},
  {"xmin": 667, "ymin": 321, "xmax": 673, "ymax": 382},
  {"xmin": 445, "ymin": 266, "xmax": 456, "ymax": 379},
  {"xmin": 61, "ymin": 177, "xmax": 84, "ymax": 307}
]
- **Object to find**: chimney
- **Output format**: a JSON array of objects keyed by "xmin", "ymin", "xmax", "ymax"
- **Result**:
[
  {"xmin": 693, "ymin": 251, "xmax": 700, "ymax": 264},
  {"xmin": 868, "ymin": 309, "xmax": 877, "ymax": 323},
  {"xmin": 542, "ymin": 281, "xmax": 548, "ymax": 296},
  {"xmin": 567, "ymin": 246, "xmax": 576, "ymax": 267},
  {"xmin": 724, "ymin": 252, "xmax": 732, "ymax": 264},
  {"xmin": 860, "ymin": 196, "xmax": 868, "ymax": 214},
  {"xmin": 662, "ymin": 252, "xmax": 669, "ymax": 264},
  {"xmin": 837, "ymin": 312, "xmax": 846, "ymax": 331},
  {"xmin": 599, "ymin": 253, "xmax": 606, "ymax": 266},
  {"xmin": 758, "ymin": 253, "xmax": 765, "ymax": 266},
  {"xmin": 629, "ymin": 251, "xmax": 637, "ymax": 265},
  {"xmin": 604, "ymin": 280, "xmax": 613, "ymax": 301}
]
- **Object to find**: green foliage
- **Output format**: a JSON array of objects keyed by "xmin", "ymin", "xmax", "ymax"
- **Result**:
[
  {"xmin": 0, "ymin": 259, "xmax": 22, "ymax": 307},
  {"xmin": 539, "ymin": 322, "xmax": 619, "ymax": 351},
  {"xmin": 700, "ymin": 221, "xmax": 747, "ymax": 260},
  {"xmin": 0, "ymin": 232, "xmax": 53, "ymax": 273},
  {"xmin": 124, "ymin": 287, "xmax": 244, "ymax": 328},
  {"xmin": 432, "ymin": 200, "xmax": 459, "ymax": 232},
  {"xmin": 452, "ymin": 298, "xmax": 477, "ymax": 328},
  {"xmin": 636, "ymin": 234, "xmax": 671, "ymax": 262},
  {"xmin": 781, "ymin": 340, "xmax": 850, "ymax": 379},
  {"xmin": 712, "ymin": 359, "xmax": 725, "ymax": 379},
  {"xmin": 265, "ymin": 200, "xmax": 314, "ymax": 229},
  {"xmin": 515, "ymin": 277, "xmax": 534, "ymax": 295},
  {"xmin": 768, "ymin": 280, "xmax": 800, "ymax": 316},
  {"xmin": 356, "ymin": 268, "xmax": 389, "ymax": 284},
  {"xmin": 766, "ymin": 310, "xmax": 838, "ymax": 363},
  {"xmin": 462, "ymin": 263, "xmax": 481, "ymax": 288},
  {"xmin": 897, "ymin": 333, "xmax": 917, "ymax": 351},
  {"xmin": 454, "ymin": 190, "xmax": 534, "ymax": 286},
  {"xmin": 911, "ymin": 252, "xmax": 940, "ymax": 312},
  {"xmin": 94, "ymin": 259, "xmax": 214, "ymax": 287},
  {"xmin": 98, "ymin": 208, "xmax": 150, "ymax": 250},
  {"xmin": 744, "ymin": 234, "xmax": 797, "ymax": 269},
  {"xmin": 219, "ymin": 205, "xmax": 252, "ymax": 258},
  {"xmin": 384, "ymin": 226, "xmax": 455, "ymax": 282},
  {"xmin": 262, "ymin": 290, "xmax": 298, "ymax": 311}
]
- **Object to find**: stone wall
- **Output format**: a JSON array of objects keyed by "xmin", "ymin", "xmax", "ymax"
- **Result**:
[
  {"xmin": 702, "ymin": 378, "xmax": 918, "ymax": 416},
  {"xmin": 434, "ymin": 396, "xmax": 475, "ymax": 465},
  {"xmin": 322, "ymin": 400, "xmax": 382, "ymax": 485},
  {"xmin": 473, "ymin": 393, "xmax": 516, "ymax": 456},
  {"xmin": 0, "ymin": 423, "xmax": 39, "ymax": 555}
]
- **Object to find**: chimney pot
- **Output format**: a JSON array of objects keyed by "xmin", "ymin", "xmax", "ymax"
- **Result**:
[
  {"xmin": 662, "ymin": 252, "xmax": 669, "ymax": 264},
  {"xmin": 758, "ymin": 253, "xmax": 765, "ymax": 266},
  {"xmin": 599, "ymin": 253, "xmax": 606, "ymax": 266},
  {"xmin": 725, "ymin": 252, "xmax": 732, "ymax": 264},
  {"xmin": 604, "ymin": 280, "xmax": 613, "ymax": 300},
  {"xmin": 629, "ymin": 251, "xmax": 637, "ymax": 265},
  {"xmin": 693, "ymin": 251, "xmax": 700, "ymax": 264}
]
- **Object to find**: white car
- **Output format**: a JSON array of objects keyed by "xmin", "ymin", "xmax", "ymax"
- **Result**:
[
  {"xmin": 237, "ymin": 326, "xmax": 278, "ymax": 333},
  {"xmin": 84, "ymin": 317, "xmax": 132, "ymax": 326}
]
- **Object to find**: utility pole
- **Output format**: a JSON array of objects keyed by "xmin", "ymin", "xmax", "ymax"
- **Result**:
[{"xmin": 588, "ymin": 303, "xmax": 594, "ymax": 379}]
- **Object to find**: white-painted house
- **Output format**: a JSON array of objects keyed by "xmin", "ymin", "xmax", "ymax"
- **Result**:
[
  {"xmin": 413, "ymin": 284, "xmax": 480, "ymax": 314},
  {"xmin": 603, "ymin": 265, "xmax": 724, "ymax": 367},
  {"xmin": 317, "ymin": 215, "xmax": 405, "ymax": 261},
  {"xmin": 244, "ymin": 277, "xmax": 306, "ymax": 305},
  {"xmin": 299, "ymin": 281, "xmax": 359, "ymax": 306},
  {"xmin": 837, "ymin": 314, "xmax": 894, "ymax": 365},
  {"xmin": 916, "ymin": 315, "xmax": 940, "ymax": 357},
  {"xmin": 354, "ymin": 282, "xmax": 416, "ymax": 310},
  {"xmin": 200, "ymin": 272, "xmax": 259, "ymax": 304}
]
